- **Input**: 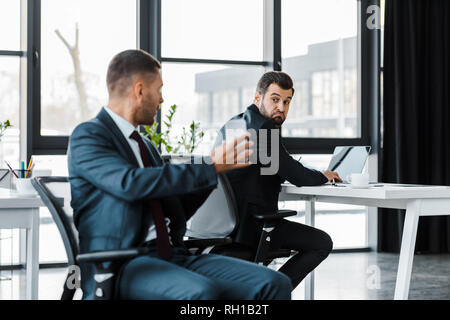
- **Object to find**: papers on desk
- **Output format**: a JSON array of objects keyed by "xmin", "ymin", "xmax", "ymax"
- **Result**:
[{"xmin": 282, "ymin": 182, "xmax": 449, "ymax": 188}]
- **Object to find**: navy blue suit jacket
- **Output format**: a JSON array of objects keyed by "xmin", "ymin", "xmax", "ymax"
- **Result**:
[{"xmin": 68, "ymin": 108, "xmax": 218, "ymax": 299}]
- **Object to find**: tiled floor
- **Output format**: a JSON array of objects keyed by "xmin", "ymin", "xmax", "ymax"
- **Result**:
[{"xmin": 0, "ymin": 251, "xmax": 449, "ymax": 300}]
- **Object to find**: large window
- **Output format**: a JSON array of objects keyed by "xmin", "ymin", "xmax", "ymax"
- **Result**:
[
  {"xmin": 161, "ymin": 0, "xmax": 263, "ymax": 61},
  {"xmin": 0, "ymin": 57, "xmax": 21, "ymax": 166},
  {"xmin": 282, "ymin": 0, "xmax": 359, "ymax": 139},
  {"xmin": 40, "ymin": 0, "xmax": 137, "ymax": 136},
  {"xmin": 0, "ymin": 0, "xmax": 22, "ymax": 167},
  {"xmin": 0, "ymin": 0, "xmax": 21, "ymax": 50},
  {"xmin": 29, "ymin": 0, "xmax": 377, "ymax": 157},
  {"xmin": 160, "ymin": 0, "xmax": 265, "ymax": 154},
  {"xmin": 0, "ymin": 0, "xmax": 25, "ymax": 272}
]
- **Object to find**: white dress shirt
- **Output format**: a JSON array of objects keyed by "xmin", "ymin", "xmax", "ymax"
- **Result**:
[{"xmin": 104, "ymin": 106, "xmax": 170, "ymax": 243}]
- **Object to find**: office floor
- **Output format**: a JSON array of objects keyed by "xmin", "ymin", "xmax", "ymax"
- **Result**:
[{"xmin": 0, "ymin": 251, "xmax": 449, "ymax": 300}]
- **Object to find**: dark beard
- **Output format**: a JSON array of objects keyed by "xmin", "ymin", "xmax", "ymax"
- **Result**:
[
  {"xmin": 260, "ymin": 102, "xmax": 284, "ymax": 127},
  {"xmin": 271, "ymin": 116, "xmax": 284, "ymax": 127}
]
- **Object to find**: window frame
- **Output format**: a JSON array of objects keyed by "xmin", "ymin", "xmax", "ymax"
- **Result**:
[
  {"xmin": 282, "ymin": 0, "xmax": 379, "ymax": 154},
  {"xmin": 0, "ymin": 0, "xmax": 27, "ymax": 161},
  {"xmin": 26, "ymin": 0, "xmax": 380, "ymax": 159},
  {"xmin": 27, "ymin": 0, "xmax": 140, "ymax": 157}
]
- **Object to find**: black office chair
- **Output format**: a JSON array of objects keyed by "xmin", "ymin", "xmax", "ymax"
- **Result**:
[
  {"xmin": 186, "ymin": 173, "xmax": 295, "ymax": 266},
  {"xmin": 31, "ymin": 176, "xmax": 229, "ymax": 300},
  {"xmin": 163, "ymin": 155, "xmax": 296, "ymax": 266}
]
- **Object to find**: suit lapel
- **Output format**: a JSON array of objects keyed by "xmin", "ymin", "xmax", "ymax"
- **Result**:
[{"xmin": 96, "ymin": 108, "xmax": 140, "ymax": 167}]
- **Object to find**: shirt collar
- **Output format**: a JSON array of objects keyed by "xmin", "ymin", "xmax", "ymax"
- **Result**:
[{"xmin": 103, "ymin": 106, "xmax": 137, "ymax": 139}]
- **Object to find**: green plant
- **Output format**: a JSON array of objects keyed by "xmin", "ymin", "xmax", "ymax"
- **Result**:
[
  {"xmin": 143, "ymin": 104, "xmax": 205, "ymax": 154},
  {"xmin": 177, "ymin": 121, "xmax": 205, "ymax": 154},
  {"xmin": 0, "ymin": 120, "xmax": 11, "ymax": 139}
]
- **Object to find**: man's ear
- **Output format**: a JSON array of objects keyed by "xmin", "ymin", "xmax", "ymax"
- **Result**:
[
  {"xmin": 254, "ymin": 92, "xmax": 262, "ymax": 107},
  {"xmin": 133, "ymin": 81, "xmax": 144, "ymax": 102}
]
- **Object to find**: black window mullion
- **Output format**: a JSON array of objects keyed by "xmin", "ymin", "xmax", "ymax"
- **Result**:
[
  {"xmin": 138, "ymin": 0, "xmax": 161, "ymax": 60},
  {"xmin": 0, "ymin": 50, "xmax": 26, "ymax": 57},
  {"xmin": 161, "ymin": 57, "xmax": 267, "ymax": 67},
  {"xmin": 27, "ymin": 0, "xmax": 41, "ymax": 160},
  {"xmin": 138, "ymin": 0, "xmax": 162, "ymax": 146},
  {"xmin": 273, "ymin": 0, "xmax": 282, "ymax": 71}
]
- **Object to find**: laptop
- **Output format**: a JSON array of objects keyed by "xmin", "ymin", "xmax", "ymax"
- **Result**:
[{"xmin": 326, "ymin": 146, "xmax": 371, "ymax": 184}]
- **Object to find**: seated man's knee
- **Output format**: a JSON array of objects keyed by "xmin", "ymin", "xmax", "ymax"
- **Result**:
[
  {"xmin": 188, "ymin": 279, "xmax": 221, "ymax": 300},
  {"xmin": 260, "ymin": 269, "xmax": 292, "ymax": 299},
  {"xmin": 313, "ymin": 229, "xmax": 333, "ymax": 255},
  {"xmin": 321, "ymin": 231, "xmax": 333, "ymax": 253}
]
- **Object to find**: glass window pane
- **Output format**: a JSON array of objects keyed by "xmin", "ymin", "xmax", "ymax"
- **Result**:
[
  {"xmin": 0, "ymin": 0, "xmax": 21, "ymax": 50},
  {"xmin": 40, "ymin": 0, "xmax": 136, "ymax": 136},
  {"xmin": 159, "ymin": 63, "xmax": 265, "ymax": 154},
  {"xmin": 282, "ymin": 0, "xmax": 359, "ymax": 138},
  {"xmin": 280, "ymin": 154, "xmax": 367, "ymax": 249},
  {"xmin": 0, "ymin": 57, "xmax": 20, "ymax": 167},
  {"xmin": 162, "ymin": 0, "xmax": 263, "ymax": 61}
]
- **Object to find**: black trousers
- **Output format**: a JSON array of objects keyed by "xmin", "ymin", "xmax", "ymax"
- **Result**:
[{"xmin": 268, "ymin": 219, "xmax": 333, "ymax": 289}]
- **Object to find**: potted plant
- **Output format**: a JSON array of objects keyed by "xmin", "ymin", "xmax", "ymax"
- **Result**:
[
  {"xmin": 0, "ymin": 120, "xmax": 11, "ymax": 139},
  {"xmin": 143, "ymin": 104, "xmax": 205, "ymax": 163},
  {"xmin": 0, "ymin": 120, "xmax": 11, "ymax": 165}
]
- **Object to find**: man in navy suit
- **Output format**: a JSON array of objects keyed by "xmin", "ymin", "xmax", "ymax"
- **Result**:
[
  {"xmin": 215, "ymin": 71, "xmax": 342, "ymax": 290},
  {"xmin": 68, "ymin": 50, "xmax": 291, "ymax": 300}
]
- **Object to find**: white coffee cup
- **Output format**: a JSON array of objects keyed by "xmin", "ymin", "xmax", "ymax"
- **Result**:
[
  {"xmin": 348, "ymin": 173, "xmax": 369, "ymax": 187},
  {"xmin": 16, "ymin": 178, "xmax": 38, "ymax": 195}
]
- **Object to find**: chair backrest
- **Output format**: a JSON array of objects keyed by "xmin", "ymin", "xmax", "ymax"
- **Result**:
[
  {"xmin": 162, "ymin": 154, "xmax": 240, "ymax": 239},
  {"xmin": 186, "ymin": 173, "xmax": 239, "ymax": 239},
  {"xmin": 31, "ymin": 176, "xmax": 78, "ymax": 266}
]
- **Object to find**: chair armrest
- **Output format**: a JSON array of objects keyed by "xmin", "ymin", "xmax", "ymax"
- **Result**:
[
  {"xmin": 77, "ymin": 247, "xmax": 150, "ymax": 264},
  {"xmin": 253, "ymin": 209, "xmax": 297, "ymax": 222},
  {"xmin": 184, "ymin": 237, "xmax": 232, "ymax": 249}
]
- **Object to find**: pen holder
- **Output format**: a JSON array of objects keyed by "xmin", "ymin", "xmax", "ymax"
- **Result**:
[{"xmin": 9, "ymin": 169, "xmax": 32, "ymax": 192}]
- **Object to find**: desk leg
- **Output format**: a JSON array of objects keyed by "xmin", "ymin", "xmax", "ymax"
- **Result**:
[
  {"xmin": 304, "ymin": 199, "xmax": 315, "ymax": 300},
  {"xmin": 26, "ymin": 208, "xmax": 40, "ymax": 300},
  {"xmin": 20, "ymin": 229, "xmax": 27, "ymax": 266},
  {"xmin": 394, "ymin": 201, "xmax": 420, "ymax": 300}
]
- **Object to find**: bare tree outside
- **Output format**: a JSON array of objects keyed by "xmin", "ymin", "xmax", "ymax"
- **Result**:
[{"xmin": 55, "ymin": 24, "xmax": 89, "ymax": 122}]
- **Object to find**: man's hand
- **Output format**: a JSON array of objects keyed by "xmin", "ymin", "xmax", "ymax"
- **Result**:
[
  {"xmin": 322, "ymin": 170, "xmax": 342, "ymax": 183},
  {"xmin": 211, "ymin": 133, "xmax": 253, "ymax": 174}
]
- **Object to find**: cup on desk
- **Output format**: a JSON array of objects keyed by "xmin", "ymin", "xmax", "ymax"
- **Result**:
[
  {"xmin": 348, "ymin": 173, "xmax": 370, "ymax": 187},
  {"xmin": 15, "ymin": 178, "xmax": 38, "ymax": 196},
  {"xmin": 9, "ymin": 169, "xmax": 32, "ymax": 193}
]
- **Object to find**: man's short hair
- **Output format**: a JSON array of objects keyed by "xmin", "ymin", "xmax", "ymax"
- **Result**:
[
  {"xmin": 256, "ymin": 71, "xmax": 295, "ymax": 96},
  {"xmin": 106, "ymin": 49, "xmax": 161, "ymax": 95}
]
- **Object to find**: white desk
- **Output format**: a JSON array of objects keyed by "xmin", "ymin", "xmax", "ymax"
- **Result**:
[
  {"xmin": 0, "ymin": 188, "xmax": 43, "ymax": 300},
  {"xmin": 279, "ymin": 183, "xmax": 450, "ymax": 300}
]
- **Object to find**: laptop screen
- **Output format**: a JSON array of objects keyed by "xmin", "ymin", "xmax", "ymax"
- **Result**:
[{"xmin": 327, "ymin": 146, "xmax": 371, "ymax": 183}]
